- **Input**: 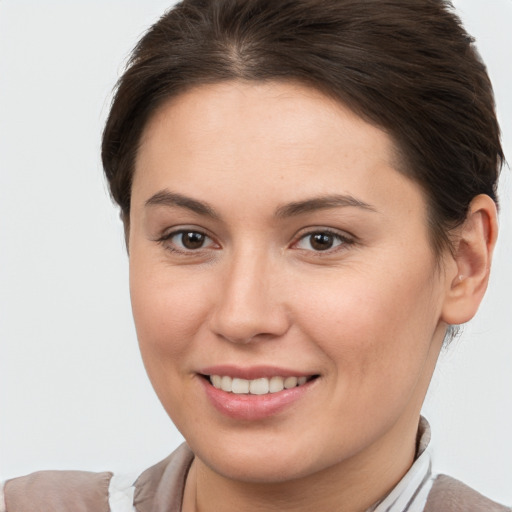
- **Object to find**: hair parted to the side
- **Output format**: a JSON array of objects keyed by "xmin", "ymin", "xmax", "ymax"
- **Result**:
[{"xmin": 102, "ymin": 0, "xmax": 504, "ymax": 255}]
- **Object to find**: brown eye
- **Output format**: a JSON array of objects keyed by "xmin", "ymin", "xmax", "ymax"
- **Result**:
[
  {"xmin": 179, "ymin": 231, "xmax": 206, "ymax": 249},
  {"xmin": 295, "ymin": 230, "xmax": 350, "ymax": 252},
  {"xmin": 310, "ymin": 233, "xmax": 335, "ymax": 251},
  {"xmin": 163, "ymin": 230, "xmax": 215, "ymax": 252}
]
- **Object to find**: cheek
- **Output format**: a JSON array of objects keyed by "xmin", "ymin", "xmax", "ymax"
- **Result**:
[
  {"xmin": 129, "ymin": 257, "xmax": 217, "ymax": 426},
  {"xmin": 288, "ymin": 263, "xmax": 443, "ymax": 453},
  {"xmin": 129, "ymin": 253, "xmax": 212, "ymax": 369},
  {"xmin": 294, "ymin": 258, "xmax": 441, "ymax": 381}
]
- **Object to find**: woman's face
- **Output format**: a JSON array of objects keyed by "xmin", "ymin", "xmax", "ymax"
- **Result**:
[{"xmin": 129, "ymin": 81, "xmax": 450, "ymax": 483}]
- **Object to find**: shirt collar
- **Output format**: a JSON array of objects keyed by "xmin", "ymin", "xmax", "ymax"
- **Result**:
[{"xmin": 367, "ymin": 416, "xmax": 434, "ymax": 512}]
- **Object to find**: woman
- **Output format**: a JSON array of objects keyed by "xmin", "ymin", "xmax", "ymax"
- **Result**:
[{"xmin": 1, "ymin": 0, "xmax": 510, "ymax": 510}]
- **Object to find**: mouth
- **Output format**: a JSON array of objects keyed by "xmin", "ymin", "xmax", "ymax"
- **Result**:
[
  {"xmin": 202, "ymin": 374, "xmax": 318, "ymax": 395},
  {"xmin": 198, "ymin": 368, "xmax": 319, "ymax": 420}
]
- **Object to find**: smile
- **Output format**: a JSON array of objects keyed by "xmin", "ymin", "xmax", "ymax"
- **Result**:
[
  {"xmin": 209, "ymin": 375, "xmax": 311, "ymax": 395},
  {"xmin": 200, "ymin": 372, "xmax": 318, "ymax": 420}
]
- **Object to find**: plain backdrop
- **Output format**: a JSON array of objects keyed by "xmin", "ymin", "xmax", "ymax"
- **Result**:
[{"xmin": 0, "ymin": 0, "xmax": 511, "ymax": 504}]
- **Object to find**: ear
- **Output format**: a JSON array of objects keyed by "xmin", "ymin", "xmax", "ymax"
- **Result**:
[{"xmin": 441, "ymin": 194, "xmax": 498, "ymax": 325}]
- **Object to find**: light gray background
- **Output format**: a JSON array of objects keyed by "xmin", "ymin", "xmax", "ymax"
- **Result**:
[{"xmin": 0, "ymin": 0, "xmax": 511, "ymax": 504}]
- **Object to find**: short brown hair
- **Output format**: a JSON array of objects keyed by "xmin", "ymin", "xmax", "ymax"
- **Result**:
[{"xmin": 102, "ymin": 0, "xmax": 504, "ymax": 254}]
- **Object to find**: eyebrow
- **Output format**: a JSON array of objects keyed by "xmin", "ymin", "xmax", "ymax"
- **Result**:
[
  {"xmin": 145, "ymin": 190, "xmax": 376, "ymax": 219},
  {"xmin": 145, "ymin": 190, "xmax": 220, "ymax": 219},
  {"xmin": 275, "ymin": 194, "xmax": 377, "ymax": 218}
]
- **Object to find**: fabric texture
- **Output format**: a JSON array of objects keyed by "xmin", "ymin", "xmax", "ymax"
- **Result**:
[
  {"xmin": 133, "ymin": 443, "xmax": 194, "ymax": 512},
  {"xmin": 108, "ymin": 473, "xmax": 138, "ymax": 512},
  {"xmin": 425, "ymin": 474, "xmax": 511, "ymax": 512},
  {"xmin": 3, "ymin": 469, "xmax": 112, "ymax": 512}
]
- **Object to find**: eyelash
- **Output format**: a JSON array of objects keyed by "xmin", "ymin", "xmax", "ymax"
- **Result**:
[
  {"xmin": 293, "ymin": 229, "xmax": 354, "ymax": 254},
  {"xmin": 156, "ymin": 228, "xmax": 355, "ymax": 255},
  {"xmin": 157, "ymin": 229, "xmax": 218, "ymax": 255}
]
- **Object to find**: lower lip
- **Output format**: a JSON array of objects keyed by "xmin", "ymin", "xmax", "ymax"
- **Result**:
[{"xmin": 200, "ymin": 377, "xmax": 314, "ymax": 421}]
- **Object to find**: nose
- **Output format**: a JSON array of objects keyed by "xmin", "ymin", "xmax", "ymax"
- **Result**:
[{"xmin": 209, "ymin": 251, "xmax": 291, "ymax": 344}]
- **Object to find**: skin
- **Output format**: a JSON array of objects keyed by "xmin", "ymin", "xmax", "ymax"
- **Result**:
[{"xmin": 128, "ymin": 81, "xmax": 497, "ymax": 512}]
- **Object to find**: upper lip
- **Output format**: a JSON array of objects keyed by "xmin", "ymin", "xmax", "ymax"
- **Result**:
[{"xmin": 199, "ymin": 365, "xmax": 316, "ymax": 380}]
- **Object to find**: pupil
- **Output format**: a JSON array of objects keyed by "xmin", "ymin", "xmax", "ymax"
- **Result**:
[
  {"xmin": 311, "ymin": 233, "xmax": 333, "ymax": 251},
  {"xmin": 182, "ymin": 232, "xmax": 205, "ymax": 249}
]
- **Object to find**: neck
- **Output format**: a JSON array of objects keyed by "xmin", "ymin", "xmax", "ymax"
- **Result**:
[{"xmin": 182, "ymin": 414, "xmax": 420, "ymax": 512}]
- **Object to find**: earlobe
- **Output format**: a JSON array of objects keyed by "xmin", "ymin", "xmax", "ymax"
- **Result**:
[{"xmin": 441, "ymin": 194, "xmax": 498, "ymax": 325}]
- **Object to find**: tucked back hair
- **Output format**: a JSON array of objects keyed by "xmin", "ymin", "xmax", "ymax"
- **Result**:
[{"xmin": 102, "ymin": 0, "xmax": 504, "ymax": 254}]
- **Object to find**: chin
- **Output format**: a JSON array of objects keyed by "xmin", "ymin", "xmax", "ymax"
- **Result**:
[
  {"xmin": 183, "ymin": 427, "xmax": 354, "ymax": 484},
  {"xmin": 200, "ymin": 446, "xmax": 316, "ymax": 483}
]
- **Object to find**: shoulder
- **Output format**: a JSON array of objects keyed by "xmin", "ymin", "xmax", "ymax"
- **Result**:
[
  {"xmin": 425, "ymin": 474, "xmax": 511, "ymax": 512},
  {"xmin": 1, "ymin": 469, "xmax": 139, "ymax": 512},
  {"xmin": 0, "ymin": 444, "xmax": 192, "ymax": 512},
  {"xmin": 2, "ymin": 469, "xmax": 114, "ymax": 512}
]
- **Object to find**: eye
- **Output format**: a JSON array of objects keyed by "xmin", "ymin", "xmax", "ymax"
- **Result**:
[
  {"xmin": 160, "ymin": 229, "xmax": 217, "ymax": 252},
  {"xmin": 295, "ymin": 231, "xmax": 350, "ymax": 252}
]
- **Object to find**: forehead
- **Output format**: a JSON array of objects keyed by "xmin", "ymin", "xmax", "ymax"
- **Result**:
[
  {"xmin": 140, "ymin": 80, "xmax": 392, "ymax": 152},
  {"xmin": 133, "ymin": 80, "xmax": 426, "ymax": 223}
]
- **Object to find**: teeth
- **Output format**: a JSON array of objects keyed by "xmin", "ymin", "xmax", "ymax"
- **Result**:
[
  {"xmin": 284, "ymin": 376, "xmax": 298, "ymax": 389},
  {"xmin": 232, "ymin": 378, "xmax": 250, "ymax": 394},
  {"xmin": 249, "ymin": 378, "xmax": 269, "ymax": 395},
  {"xmin": 220, "ymin": 376, "xmax": 232, "ymax": 392},
  {"xmin": 269, "ymin": 376, "xmax": 284, "ymax": 393},
  {"xmin": 209, "ymin": 375, "xmax": 310, "ymax": 395}
]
